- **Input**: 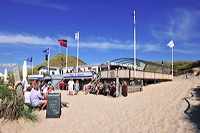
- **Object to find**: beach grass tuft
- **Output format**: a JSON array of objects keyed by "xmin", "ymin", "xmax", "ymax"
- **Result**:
[{"xmin": 0, "ymin": 85, "xmax": 38, "ymax": 123}]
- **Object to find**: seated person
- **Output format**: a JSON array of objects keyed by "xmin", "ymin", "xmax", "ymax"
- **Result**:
[
  {"xmin": 87, "ymin": 82, "xmax": 92, "ymax": 91},
  {"xmin": 98, "ymin": 82, "xmax": 104, "ymax": 94},
  {"xmin": 112, "ymin": 81, "xmax": 116, "ymax": 88},
  {"xmin": 110, "ymin": 81, "xmax": 116, "ymax": 96},
  {"xmin": 130, "ymin": 81, "xmax": 135, "ymax": 86},
  {"xmin": 47, "ymin": 85, "xmax": 55, "ymax": 95},
  {"xmin": 110, "ymin": 81, "xmax": 116, "ymax": 97},
  {"xmin": 43, "ymin": 85, "xmax": 55, "ymax": 100},
  {"xmin": 95, "ymin": 82, "xmax": 101, "ymax": 95},
  {"xmin": 24, "ymin": 87, "xmax": 32, "ymax": 104},
  {"xmin": 42, "ymin": 83, "xmax": 48, "ymax": 94},
  {"xmin": 30, "ymin": 86, "xmax": 47, "ymax": 110},
  {"xmin": 91, "ymin": 82, "xmax": 95, "ymax": 93},
  {"xmin": 47, "ymin": 85, "xmax": 55, "ymax": 93},
  {"xmin": 103, "ymin": 81, "xmax": 110, "ymax": 96}
]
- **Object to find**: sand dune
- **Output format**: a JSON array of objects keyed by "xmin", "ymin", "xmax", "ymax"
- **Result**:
[{"xmin": 1, "ymin": 78, "xmax": 200, "ymax": 133}]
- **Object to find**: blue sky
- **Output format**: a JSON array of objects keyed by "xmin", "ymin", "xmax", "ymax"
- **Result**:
[{"xmin": 0, "ymin": 0, "xmax": 200, "ymax": 72}]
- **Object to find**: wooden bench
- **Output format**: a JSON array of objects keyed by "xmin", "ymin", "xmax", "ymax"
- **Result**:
[
  {"xmin": 25, "ymin": 102, "xmax": 68, "ymax": 112},
  {"xmin": 25, "ymin": 103, "xmax": 41, "ymax": 112},
  {"xmin": 128, "ymin": 85, "xmax": 143, "ymax": 93}
]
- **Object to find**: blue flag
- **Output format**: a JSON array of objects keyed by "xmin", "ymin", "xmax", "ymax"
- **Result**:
[
  {"xmin": 43, "ymin": 48, "xmax": 49, "ymax": 53},
  {"xmin": 27, "ymin": 57, "xmax": 33, "ymax": 62}
]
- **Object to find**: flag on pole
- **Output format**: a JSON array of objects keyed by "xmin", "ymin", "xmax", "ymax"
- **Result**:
[
  {"xmin": 75, "ymin": 31, "xmax": 79, "ymax": 41},
  {"xmin": 43, "ymin": 48, "xmax": 50, "ymax": 53},
  {"xmin": 58, "ymin": 39, "xmax": 67, "ymax": 47},
  {"xmin": 42, "ymin": 47, "xmax": 50, "ymax": 73},
  {"xmin": 132, "ymin": 10, "xmax": 136, "ymax": 26},
  {"xmin": 45, "ymin": 54, "xmax": 48, "ymax": 61},
  {"xmin": 26, "ymin": 57, "xmax": 33, "ymax": 62},
  {"xmin": 132, "ymin": 10, "xmax": 135, "ymax": 16},
  {"xmin": 167, "ymin": 40, "xmax": 174, "ymax": 48}
]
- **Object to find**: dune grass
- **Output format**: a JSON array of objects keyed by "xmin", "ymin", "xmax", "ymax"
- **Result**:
[{"xmin": 0, "ymin": 85, "xmax": 38, "ymax": 123}]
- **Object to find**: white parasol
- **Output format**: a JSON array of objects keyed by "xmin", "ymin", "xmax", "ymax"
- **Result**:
[
  {"xmin": 22, "ymin": 61, "xmax": 29, "ymax": 91},
  {"xmin": 3, "ymin": 68, "xmax": 8, "ymax": 84}
]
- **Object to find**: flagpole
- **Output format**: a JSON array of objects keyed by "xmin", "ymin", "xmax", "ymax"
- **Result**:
[
  {"xmin": 66, "ymin": 46, "xmax": 68, "ymax": 72},
  {"xmin": 76, "ymin": 30, "xmax": 80, "ymax": 72},
  {"xmin": 166, "ymin": 40, "xmax": 174, "ymax": 80},
  {"xmin": 59, "ymin": 44, "xmax": 61, "ymax": 53},
  {"xmin": 32, "ymin": 56, "xmax": 34, "ymax": 74},
  {"xmin": 172, "ymin": 47, "xmax": 174, "ymax": 80},
  {"xmin": 133, "ymin": 10, "xmax": 136, "ymax": 77},
  {"xmin": 48, "ymin": 47, "xmax": 50, "ymax": 74}
]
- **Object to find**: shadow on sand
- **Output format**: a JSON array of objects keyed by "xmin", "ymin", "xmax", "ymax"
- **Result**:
[{"xmin": 184, "ymin": 85, "xmax": 200, "ymax": 132}]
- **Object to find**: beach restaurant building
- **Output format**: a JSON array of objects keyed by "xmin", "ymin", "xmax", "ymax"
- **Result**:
[{"xmin": 28, "ymin": 58, "xmax": 172, "ymax": 90}]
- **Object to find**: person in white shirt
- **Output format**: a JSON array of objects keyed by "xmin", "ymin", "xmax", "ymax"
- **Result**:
[
  {"xmin": 42, "ymin": 83, "xmax": 48, "ymax": 94},
  {"xmin": 48, "ymin": 85, "xmax": 55, "ymax": 93},
  {"xmin": 68, "ymin": 78, "xmax": 74, "ymax": 95},
  {"xmin": 43, "ymin": 85, "xmax": 55, "ymax": 99},
  {"xmin": 24, "ymin": 87, "xmax": 32, "ymax": 104}
]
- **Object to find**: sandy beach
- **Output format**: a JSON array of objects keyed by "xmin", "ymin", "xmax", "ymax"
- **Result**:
[{"xmin": 1, "ymin": 78, "xmax": 200, "ymax": 133}]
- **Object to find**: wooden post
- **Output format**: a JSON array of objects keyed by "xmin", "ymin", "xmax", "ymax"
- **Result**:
[{"xmin": 116, "ymin": 77, "xmax": 119, "ymax": 97}]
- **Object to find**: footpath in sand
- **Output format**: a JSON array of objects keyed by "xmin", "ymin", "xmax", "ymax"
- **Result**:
[{"xmin": 1, "ymin": 78, "xmax": 200, "ymax": 133}]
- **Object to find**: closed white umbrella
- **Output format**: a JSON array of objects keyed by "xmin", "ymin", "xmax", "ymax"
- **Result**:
[
  {"xmin": 3, "ymin": 68, "xmax": 8, "ymax": 84},
  {"xmin": 0, "ymin": 73, "xmax": 3, "ymax": 78},
  {"xmin": 22, "ymin": 61, "xmax": 28, "ymax": 91}
]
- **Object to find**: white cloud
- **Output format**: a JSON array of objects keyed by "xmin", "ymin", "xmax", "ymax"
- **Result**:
[
  {"xmin": 0, "ymin": 33, "xmax": 133, "ymax": 50},
  {"xmin": 11, "ymin": 0, "xmax": 67, "ymax": 10},
  {"xmin": 2, "ymin": 32, "xmax": 199, "ymax": 55},
  {"xmin": 184, "ymin": 42, "xmax": 200, "ymax": 48},
  {"xmin": 174, "ymin": 49, "xmax": 200, "ymax": 54},
  {"xmin": 141, "ymin": 44, "xmax": 162, "ymax": 52},
  {"xmin": 0, "ymin": 63, "xmax": 17, "ymax": 68},
  {"xmin": 167, "ymin": 8, "xmax": 197, "ymax": 40},
  {"xmin": 149, "ymin": 8, "xmax": 200, "ymax": 55},
  {"xmin": 80, "ymin": 42, "xmax": 132, "ymax": 50},
  {"xmin": 5, "ymin": 32, "xmax": 199, "ymax": 56},
  {"xmin": 0, "ymin": 34, "xmax": 55, "ymax": 45},
  {"xmin": 152, "ymin": 8, "xmax": 200, "ymax": 41},
  {"xmin": 0, "ymin": 63, "xmax": 32, "ymax": 73}
]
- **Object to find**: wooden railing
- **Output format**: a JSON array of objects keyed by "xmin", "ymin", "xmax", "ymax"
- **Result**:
[{"xmin": 100, "ymin": 69, "xmax": 172, "ymax": 80}]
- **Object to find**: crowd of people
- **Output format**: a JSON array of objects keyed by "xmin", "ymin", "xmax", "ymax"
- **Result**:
[
  {"xmin": 58, "ymin": 78, "xmax": 117, "ymax": 97},
  {"xmin": 23, "ymin": 80, "xmax": 55, "ymax": 110},
  {"xmin": 83, "ymin": 80, "xmax": 116, "ymax": 97},
  {"xmin": 22, "ymin": 78, "xmax": 119, "ymax": 110}
]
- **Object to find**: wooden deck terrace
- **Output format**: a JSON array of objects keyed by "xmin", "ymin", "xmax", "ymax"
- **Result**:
[{"xmin": 100, "ymin": 69, "xmax": 172, "ymax": 80}]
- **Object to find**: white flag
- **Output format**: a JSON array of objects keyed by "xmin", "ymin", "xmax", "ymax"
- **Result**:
[
  {"xmin": 167, "ymin": 40, "xmax": 174, "ymax": 48},
  {"xmin": 75, "ymin": 31, "xmax": 79, "ymax": 41}
]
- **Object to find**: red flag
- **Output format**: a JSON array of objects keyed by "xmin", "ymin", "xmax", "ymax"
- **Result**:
[{"xmin": 58, "ymin": 39, "xmax": 67, "ymax": 47}]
